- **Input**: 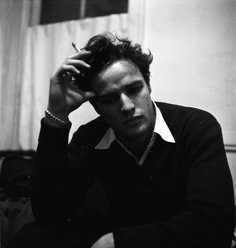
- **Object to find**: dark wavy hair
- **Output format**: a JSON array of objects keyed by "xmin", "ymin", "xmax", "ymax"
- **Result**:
[{"xmin": 77, "ymin": 33, "xmax": 153, "ymax": 91}]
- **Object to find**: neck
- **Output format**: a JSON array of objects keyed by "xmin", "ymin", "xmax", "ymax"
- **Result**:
[{"xmin": 116, "ymin": 128, "xmax": 154, "ymax": 159}]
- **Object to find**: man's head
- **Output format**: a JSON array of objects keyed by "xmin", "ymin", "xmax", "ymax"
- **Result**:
[
  {"xmin": 80, "ymin": 34, "xmax": 155, "ymax": 145},
  {"xmin": 89, "ymin": 59, "xmax": 156, "ymax": 145}
]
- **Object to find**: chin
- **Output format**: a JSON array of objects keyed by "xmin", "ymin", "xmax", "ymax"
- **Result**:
[{"xmin": 125, "ymin": 125, "xmax": 147, "ymax": 138}]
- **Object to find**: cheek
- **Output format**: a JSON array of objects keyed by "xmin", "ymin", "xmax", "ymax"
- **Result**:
[{"xmin": 137, "ymin": 92, "xmax": 152, "ymax": 108}]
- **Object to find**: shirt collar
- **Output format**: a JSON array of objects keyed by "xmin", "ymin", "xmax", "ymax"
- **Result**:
[{"xmin": 95, "ymin": 102, "xmax": 175, "ymax": 150}]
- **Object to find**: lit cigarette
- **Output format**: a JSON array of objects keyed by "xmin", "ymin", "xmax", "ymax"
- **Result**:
[{"xmin": 72, "ymin": 42, "xmax": 80, "ymax": 52}]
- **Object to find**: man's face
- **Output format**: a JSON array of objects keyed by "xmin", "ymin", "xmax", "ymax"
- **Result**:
[{"xmin": 90, "ymin": 59, "xmax": 155, "ymax": 141}]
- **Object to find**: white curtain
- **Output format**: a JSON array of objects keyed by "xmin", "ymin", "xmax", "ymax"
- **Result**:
[
  {"xmin": 19, "ymin": 14, "xmax": 128, "ymax": 150},
  {"xmin": 0, "ymin": 0, "xmax": 41, "ymax": 150}
]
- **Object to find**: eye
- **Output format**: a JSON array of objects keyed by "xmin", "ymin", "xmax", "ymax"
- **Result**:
[
  {"xmin": 97, "ymin": 93, "xmax": 120, "ymax": 104},
  {"xmin": 126, "ymin": 84, "xmax": 143, "ymax": 96}
]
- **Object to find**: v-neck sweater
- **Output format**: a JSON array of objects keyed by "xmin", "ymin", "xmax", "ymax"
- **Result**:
[{"xmin": 32, "ymin": 102, "xmax": 235, "ymax": 248}]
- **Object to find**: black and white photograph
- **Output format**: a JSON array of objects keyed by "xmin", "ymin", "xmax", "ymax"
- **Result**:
[{"xmin": 0, "ymin": 0, "xmax": 236, "ymax": 247}]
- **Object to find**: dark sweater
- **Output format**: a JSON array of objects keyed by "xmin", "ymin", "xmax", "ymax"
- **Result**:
[{"xmin": 32, "ymin": 102, "xmax": 235, "ymax": 248}]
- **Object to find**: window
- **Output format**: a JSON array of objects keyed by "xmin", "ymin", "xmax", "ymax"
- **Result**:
[{"xmin": 40, "ymin": 0, "xmax": 128, "ymax": 24}]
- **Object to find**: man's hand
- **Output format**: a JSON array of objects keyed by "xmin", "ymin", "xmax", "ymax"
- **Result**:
[
  {"xmin": 47, "ymin": 50, "xmax": 95, "ymax": 120},
  {"xmin": 91, "ymin": 233, "xmax": 115, "ymax": 248}
]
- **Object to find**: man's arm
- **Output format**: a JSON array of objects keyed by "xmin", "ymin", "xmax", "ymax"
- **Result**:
[
  {"xmin": 31, "ymin": 49, "xmax": 95, "ymax": 222},
  {"xmin": 31, "ymin": 119, "xmax": 72, "ymax": 221}
]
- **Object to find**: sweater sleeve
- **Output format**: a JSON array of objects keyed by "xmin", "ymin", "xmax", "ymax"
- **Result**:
[
  {"xmin": 31, "ymin": 119, "xmax": 92, "ymax": 223},
  {"xmin": 113, "ymin": 110, "xmax": 235, "ymax": 248}
]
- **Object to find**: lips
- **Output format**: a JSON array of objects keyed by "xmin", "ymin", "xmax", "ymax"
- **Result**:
[{"xmin": 124, "ymin": 116, "xmax": 143, "ymax": 125}]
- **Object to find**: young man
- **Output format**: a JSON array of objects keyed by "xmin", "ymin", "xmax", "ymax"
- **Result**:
[{"xmin": 11, "ymin": 33, "xmax": 234, "ymax": 248}]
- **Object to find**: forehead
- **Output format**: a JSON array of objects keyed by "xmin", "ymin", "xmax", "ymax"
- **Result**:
[{"xmin": 90, "ymin": 59, "xmax": 143, "ymax": 93}]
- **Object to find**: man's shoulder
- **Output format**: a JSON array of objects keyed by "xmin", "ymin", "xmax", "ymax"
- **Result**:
[
  {"xmin": 155, "ymin": 101, "xmax": 219, "ymax": 136},
  {"xmin": 155, "ymin": 101, "xmax": 217, "ymax": 121},
  {"xmin": 155, "ymin": 101, "xmax": 204, "ymax": 112}
]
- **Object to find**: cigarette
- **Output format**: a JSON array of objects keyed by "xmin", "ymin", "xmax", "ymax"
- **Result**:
[{"xmin": 72, "ymin": 42, "xmax": 80, "ymax": 52}]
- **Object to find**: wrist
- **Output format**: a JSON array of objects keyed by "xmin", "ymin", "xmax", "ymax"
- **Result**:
[
  {"xmin": 45, "ymin": 109, "xmax": 70, "ymax": 127},
  {"xmin": 47, "ymin": 106, "xmax": 70, "ymax": 120}
]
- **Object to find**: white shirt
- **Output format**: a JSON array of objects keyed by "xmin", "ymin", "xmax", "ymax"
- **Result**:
[{"xmin": 95, "ymin": 102, "xmax": 175, "ymax": 165}]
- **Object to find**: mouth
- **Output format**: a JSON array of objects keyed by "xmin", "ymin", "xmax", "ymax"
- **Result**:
[{"xmin": 124, "ymin": 116, "xmax": 143, "ymax": 125}]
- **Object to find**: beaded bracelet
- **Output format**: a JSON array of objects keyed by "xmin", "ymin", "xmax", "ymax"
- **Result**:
[{"xmin": 45, "ymin": 110, "xmax": 70, "ymax": 126}]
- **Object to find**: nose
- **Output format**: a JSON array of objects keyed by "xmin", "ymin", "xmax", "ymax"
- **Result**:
[{"xmin": 120, "ymin": 93, "xmax": 135, "ymax": 114}]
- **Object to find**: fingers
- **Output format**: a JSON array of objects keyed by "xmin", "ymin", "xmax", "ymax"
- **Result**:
[
  {"xmin": 50, "ymin": 49, "xmax": 93, "ymax": 102},
  {"xmin": 54, "ymin": 54, "xmax": 91, "ymax": 84},
  {"xmin": 61, "ymin": 64, "xmax": 80, "ymax": 76},
  {"xmin": 68, "ymin": 49, "xmax": 91, "ymax": 60},
  {"xmin": 66, "ymin": 58, "xmax": 91, "ymax": 72},
  {"xmin": 62, "ymin": 79, "xmax": 95, "ymax": 98},
  {"xmin": 63, "ymin": 56, "xmax": 90, "ymax": 70}
]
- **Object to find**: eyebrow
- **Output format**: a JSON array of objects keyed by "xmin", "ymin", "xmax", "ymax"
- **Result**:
[
  {"xmin": 95, "ymin": 92, "xmax": 118, "ymax": 102},
  {"xmin": 96, "ymin": 80, "xmax": 144, "ymax": 98}
]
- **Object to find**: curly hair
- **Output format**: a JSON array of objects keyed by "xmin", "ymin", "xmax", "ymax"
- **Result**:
[{"xmin": 76, "ymin": 33, "xmax": 153, "ymax": 91}]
